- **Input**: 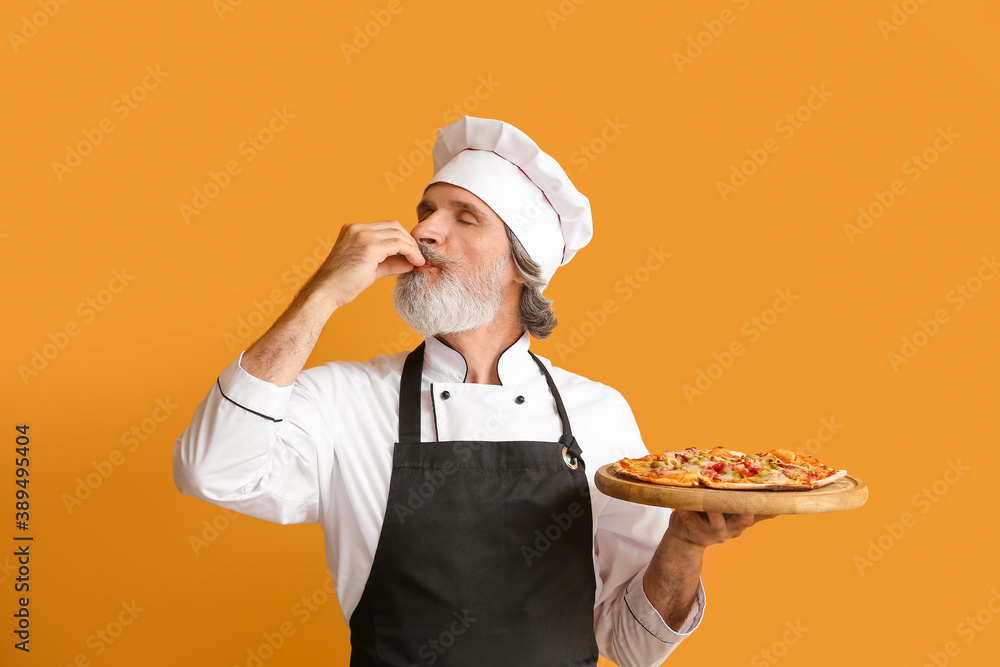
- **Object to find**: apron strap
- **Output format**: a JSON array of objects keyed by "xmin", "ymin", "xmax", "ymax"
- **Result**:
[
  {"xmin": 397, "ymin": 342, "xmax": 576, "ymax": 448},
  {"xmin": 528, "ymin": 352, "xmax": 575, "ymax": 447},
  {"xmin": 398, "ymin": 342, "xmax": 426, "ymax": 444}
]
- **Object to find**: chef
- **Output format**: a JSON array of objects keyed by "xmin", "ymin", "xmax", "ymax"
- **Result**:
[{"xmin": 173, "ymin": 116, "xmax": 773, "ymax": 667}]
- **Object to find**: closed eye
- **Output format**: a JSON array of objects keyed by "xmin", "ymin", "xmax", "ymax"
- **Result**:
[
  {"xmin": 416, "ymin": 199, "xmax": 481, "ymax": 227},
  {"xmin": 416, "ymin": 201, "xmax": 434, "ymax": 221}
]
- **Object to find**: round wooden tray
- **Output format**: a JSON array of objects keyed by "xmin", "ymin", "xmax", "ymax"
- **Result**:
[{"xmin": 595, "ymin": 464, "xmax": 868, "ymax": 515}]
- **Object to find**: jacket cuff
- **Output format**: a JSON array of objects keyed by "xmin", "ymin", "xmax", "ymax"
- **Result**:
[
  {"xmin": 623, "ymin": 565, "xmax": 706, "ymax": 643},
  {"xmin": 215, "ymin": 351, "xmax": 295, "ymax": 422}
]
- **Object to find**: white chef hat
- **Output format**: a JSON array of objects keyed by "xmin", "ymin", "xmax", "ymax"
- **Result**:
[{"xmin": 424, "ymin": 116, "xmax": 593, "ymax": 287}]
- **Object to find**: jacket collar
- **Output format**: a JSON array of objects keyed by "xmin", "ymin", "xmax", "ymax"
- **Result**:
[{"xmin": 422, "ymin": 330, "xmax": 532, "ymax": 385}]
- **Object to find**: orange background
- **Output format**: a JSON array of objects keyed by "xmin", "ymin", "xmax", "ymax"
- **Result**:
[{"xmin": 3, "ymin": 0, "xmax": 999, "ymax": 665}]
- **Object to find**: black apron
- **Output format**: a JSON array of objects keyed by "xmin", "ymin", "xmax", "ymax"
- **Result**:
[{"xmin": 349, "ymin": 342, "xmax": 599, "ymax": 666}]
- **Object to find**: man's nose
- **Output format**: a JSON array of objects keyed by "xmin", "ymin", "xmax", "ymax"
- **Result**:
[{"xmin": 412, "ymin": 213, "xmax": 444, "ymax": 246}]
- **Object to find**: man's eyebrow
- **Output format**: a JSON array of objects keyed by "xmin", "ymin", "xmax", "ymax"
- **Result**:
[
  {"xmin": 416, "ymin": 199, "xmax": 488, "ymax": 219},
  {"xmin": 448, "ymin": 200, "xmax": 487, "ymax": 218}
]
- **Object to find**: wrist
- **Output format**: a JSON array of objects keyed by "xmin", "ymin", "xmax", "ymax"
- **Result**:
[
  {"xmin": 297, "ymin": 282, "xmax": 341, "ymax": 321},
  {"xmin": 645, "ymin": 527, "xmax": 706, "ymax": 588},
  {"xmin": 663, "ymin": 528, "xmax": 708, "ymax": 558},
  {"xmin": 643, "ymin": 531, "xmax": 705, "ymax": 630}
]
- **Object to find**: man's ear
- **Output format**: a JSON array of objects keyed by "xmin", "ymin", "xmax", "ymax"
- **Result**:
[{"xmin": 508, "ymin": 254, "xmax": 526, "ymax": 285}]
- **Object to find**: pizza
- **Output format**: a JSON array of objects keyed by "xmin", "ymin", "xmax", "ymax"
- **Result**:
[{"xmin": 610, "ymin": 447, "xmax": 847, "ymax": 491}]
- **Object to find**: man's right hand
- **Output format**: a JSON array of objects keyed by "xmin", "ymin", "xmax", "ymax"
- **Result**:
[
  {"xmin": 240, "ymin": 220, "xmax": 423, "ymax": 386},
  {"xmin": 303, "ymin": 220, "xmax": 425, "ymax": 314}
]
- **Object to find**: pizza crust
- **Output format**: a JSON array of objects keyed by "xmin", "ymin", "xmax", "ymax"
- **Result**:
[
  {"xmin": 644, "ymin": 472, "xmax": 700, "ymax": 487},
  {"xmin": 610, "ymin": 462, "xmax": 699, "ymax": 487},
  {"xmin": 698, "ymin": 469, "xmax": 848, "ymax": 491},
  {"xmin": 809, "ymin": 469, "xmax": 848, "ymax": 488}
]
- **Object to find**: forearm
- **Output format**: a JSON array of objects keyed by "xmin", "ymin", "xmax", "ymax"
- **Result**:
[
  {"xmin": 241, "ymin": 220, "xmax": 423, "ymax": 386},
  {"xmin": 241, "ymin": 286, "xmax": 337, "ymax": 386},
  {"xmin": 643, "ymin": 509, "xmax": 773, "ymax": 630},
  {"xmin": 642, "ymin": 532, "xmax": 705, "ymax": 630}
]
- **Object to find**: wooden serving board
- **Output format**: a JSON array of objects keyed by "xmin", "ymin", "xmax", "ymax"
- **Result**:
[{"xmin": 595, "ymin": 464, "xmax": 868, "ymax": 515}]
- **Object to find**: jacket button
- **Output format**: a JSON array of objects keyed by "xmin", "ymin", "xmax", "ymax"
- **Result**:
[
  {"xmin": 515, "ymin": 395, "xmax": 525, "ymax": 404},
  {"xmin": 441, "ymin": 391, "xmax": 451, "ymax": 400}
]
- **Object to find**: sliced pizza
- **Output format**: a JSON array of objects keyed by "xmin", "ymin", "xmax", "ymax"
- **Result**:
[{"xmin": 611, "ymin": 447, "xmax": 846, "ymax": 491}]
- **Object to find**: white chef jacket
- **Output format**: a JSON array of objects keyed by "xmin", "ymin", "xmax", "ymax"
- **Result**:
[{"xmin": 173, "ymin": 331, "xmax": 706, "ymax": 667}]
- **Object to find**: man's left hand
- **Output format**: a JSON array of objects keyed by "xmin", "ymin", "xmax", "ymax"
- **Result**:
[
  {"xmin": 642, "ymin": 511, "xmax": 777, "ymax": 631},
  {"xmin": 666, "ymin": 510, "xmax": 777, "ymax": 548}
]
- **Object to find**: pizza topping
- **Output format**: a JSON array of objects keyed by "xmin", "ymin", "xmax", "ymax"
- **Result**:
[
  {"xmin": 610, "ymin": 447, "xmax": 846, "ymax": 491},
  {"xmin": 772, "ymin": 448, "xmax": 797, "ymax": 463}
]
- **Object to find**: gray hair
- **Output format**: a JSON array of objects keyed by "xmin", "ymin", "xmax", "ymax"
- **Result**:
[{"xmin": 506, "ymin": 226, "xmax": 557, "ymax": 339}]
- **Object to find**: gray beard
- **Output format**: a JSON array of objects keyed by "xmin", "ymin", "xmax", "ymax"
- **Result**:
[{"xmin": 393, "ymin": 246, "xmax": 510, "ymax": 337}]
